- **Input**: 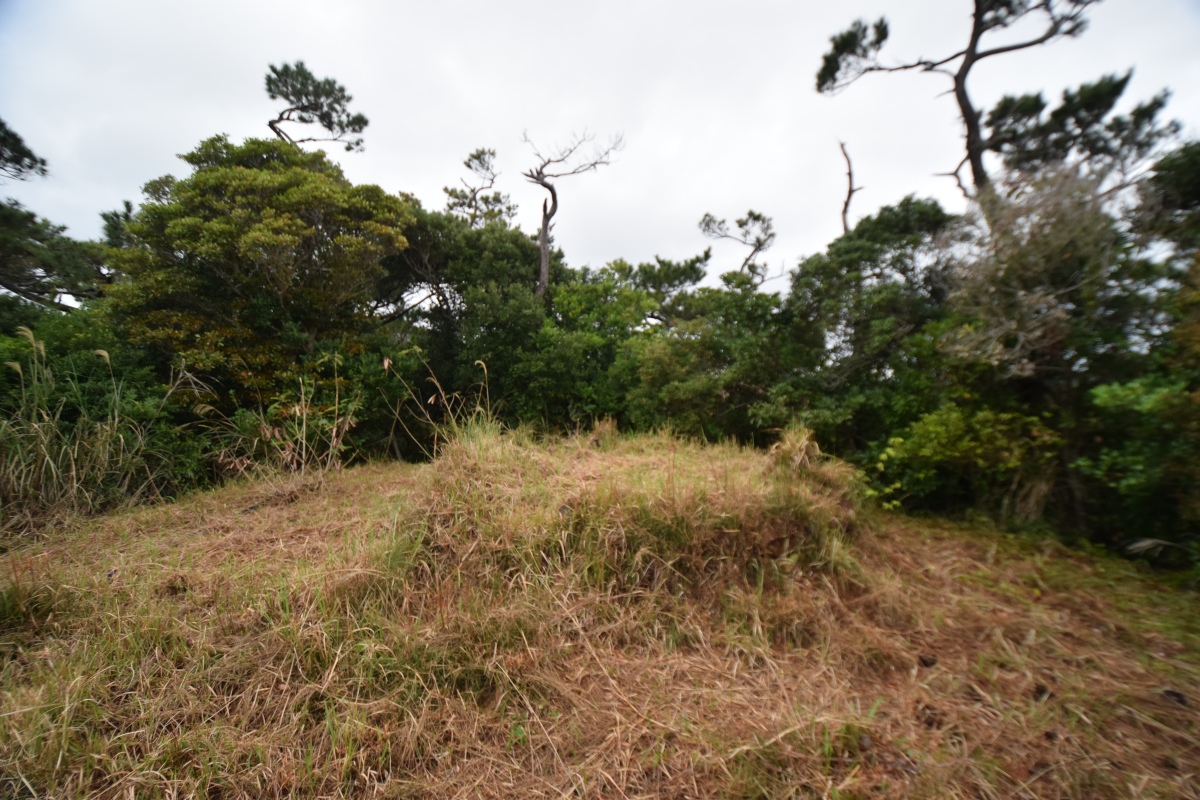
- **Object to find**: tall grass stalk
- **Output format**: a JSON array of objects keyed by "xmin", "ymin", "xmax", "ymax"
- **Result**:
[
  {"xmin": 0, "ymin": 328, "xmax": 169, "ymax": 532},
  {"xmin": 383, "ymin": 357, "xmax": 494, "ymax": 460},
  {"xmin": 212, "ymin": 354, "xmax": 361, "ymax": 478}
]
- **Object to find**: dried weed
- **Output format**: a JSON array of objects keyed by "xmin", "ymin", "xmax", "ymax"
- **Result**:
[{"xmin": 0, "ymin": 426, "xmax": 1195, "ymax": 798}]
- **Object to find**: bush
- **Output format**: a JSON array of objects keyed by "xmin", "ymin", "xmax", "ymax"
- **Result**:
[{"xmin": 874, "ymin": 403, "xmax": 1062, "ymax": 523}]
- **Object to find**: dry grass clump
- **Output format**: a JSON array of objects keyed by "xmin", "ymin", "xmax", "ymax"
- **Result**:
[
  {"xmin": 409, "ymin": 422, "xmax": 865, "ymax": 600},
  {"xmin": 0, "ymin": 424, "xmax": 1197, "ymax": 798}
]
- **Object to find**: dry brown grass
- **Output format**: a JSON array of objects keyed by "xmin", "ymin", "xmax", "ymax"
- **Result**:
[{"xmin": 0, "ymin": 423, "xmax": 1196, "ymax": 798}]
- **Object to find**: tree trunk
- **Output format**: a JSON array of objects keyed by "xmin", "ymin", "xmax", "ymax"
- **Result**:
[
  {"xmin": 535, "ymin": 185, "xmax": 557, "ymax": 298},
  {"xmin": 957, "ymin": 2, "xmax": 990, "ymax": 191}
]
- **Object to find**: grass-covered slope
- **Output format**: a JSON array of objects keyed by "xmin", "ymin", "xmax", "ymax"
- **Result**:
[{"xmin": 0, "ymin": 425, "xmax": 1197, "ymax": 798}]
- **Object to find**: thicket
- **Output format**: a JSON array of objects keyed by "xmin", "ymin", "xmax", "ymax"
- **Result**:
[{"xmin": 1, "ymin": 38, "xmax": 1198, "ymax": 567}]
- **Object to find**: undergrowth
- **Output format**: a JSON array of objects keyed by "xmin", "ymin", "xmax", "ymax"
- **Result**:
[
  {"xmin": 0, "ymin": 328, "xmax": 182, "ymax": 532},
  {"xmin": 0, "ymin": 331, "xmax": 364, "ymax": 536}
]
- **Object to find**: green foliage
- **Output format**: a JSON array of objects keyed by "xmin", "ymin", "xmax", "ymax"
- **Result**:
[
  {"xmin": 875, "ymin": 403, "xmax": 1062, "ymax": 521},
  {"xmin": 915, "ymin": 169, "xmax": 1175, "ymax": 535},
  {"xmin": 213, "ymin": 368, "xmax": 360, "ymax": 476},
  {"xmin": 699, "ymin": 209, "xmax": 775, "ymax": 279},
  {"xmin": 605, "ymin": 251, "xmax": 709, "ymax": 315},
  {"xmin": 510, "ymin": 270, "xmax": 652, "ymax": 426},
  {"xmin": 378, "ymin": 203, "xmax": 548, "ymax": 327},
  {"xmin": 815, "ymin": 18, "xmax": 888, "ymax": 93},
  {"xmin": 778, "ymin": 197, "xmax": 954, "ymax": 452},
  {"xmin": 0, "ymin": 200, "xmax": 108, "ymax": 311},
  {"xmin": 443, "ymin": 148, "xmax": 517, "ymax": 228},
  {"xmin": 451, "ymin": 279, "xmax": 545, "ymax": 416},
  {"xmin": 0, "ymin": 117, "xmax": 47, "ymax": 181},
  {"xmin": 1143, "ymin": 141, "xmax": 1200, "ymax": 255},
  {"xmin": 1075, "ymin": 377, "xmax": 1199, "ymax": 554},
  {"xmin": 0, "ymin": 119, "xmax": 114, "ymax": 314},
  {"xmin": 0, "ymin": 294, "xmax": 49, "ymax": 335},
  {"xmin": 100, "ymin": 200, "xmax": 135, "ymax": 251},
  {"xmin": 1069, "ymin": 257, "xmax": 1200, "ymax": 556},
  {"xmin": 0, "ymin": 326, "xmax": 203, "ymax": 530},
  {"xmin": 265, "ymin": 61, "xmax": 369, "ymax": 151},
  {"xmin": 816, "ymin": 2, "xmax": 1104, "ymax": 190},
  {"xmin": 624, "ymin": 273, "xmax": 790, "ymax": 443},
  {"xmin": 105, "ymin": 136, "xmax": 412, "ymax": 404},
  {"xmin": 375, "ymin": 204, "xmax": 587, "ymax": 425},
  {"xmin": 985, "ymin": 72, "xmax": 1178, "ymax": 175},
  {"xmin": 326, "ymin": 342, "xmax": 430, "ymax": 461},
  {"xmin": 943, "ymin": 169, "xmax": 1159, "ymax": 384},
  {"xmin": 0, "ymin": 309, "xmax": 164, "ymax": 414},
  {"xmin": 0, "ymin": 23, "xmax": 1195, "ymax": 571}
]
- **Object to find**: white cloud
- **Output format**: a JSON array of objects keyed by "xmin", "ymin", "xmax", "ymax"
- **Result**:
[{"xmin": 2, "ymin": 0, "xmax": 1198, "ymax": 295}]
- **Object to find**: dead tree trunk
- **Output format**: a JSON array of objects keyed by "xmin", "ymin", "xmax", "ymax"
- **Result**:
[
  {"xmin": 532, "ymin": 182, "xmax": 558, "ymax": 297},
  {"xmin": 522, "ymin": 132, "xmax": 622, "ymax": 298},
  {"xmin": 839, "ymin": 141, "xmax": 862, "ymax": 234}
]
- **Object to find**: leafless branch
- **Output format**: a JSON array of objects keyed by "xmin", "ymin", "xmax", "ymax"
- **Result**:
[
  {"xmin": 522, "ymin": 131, "xmax": 624, "ymax": 181},
  {"xmin": 936, "ymin": 155, "xmax": 973, "ymax": 201},
  {"xmin": 523, "ymin": 131, "xmax": 624, "ymax": 297},
  {"xmin": 839, "ymin": 142, "xmax": 863, "ymax": 234}
]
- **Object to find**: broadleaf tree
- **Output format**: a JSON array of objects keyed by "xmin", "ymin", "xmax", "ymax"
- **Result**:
[{"xmin": 105, "ymin": 136, "xmax": 412, "ymax": 403}]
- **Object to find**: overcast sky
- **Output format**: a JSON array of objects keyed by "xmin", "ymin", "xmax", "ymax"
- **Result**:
[{"xmin": 2, "ymin": 0, "xmax": 1199, "ymax": 293}]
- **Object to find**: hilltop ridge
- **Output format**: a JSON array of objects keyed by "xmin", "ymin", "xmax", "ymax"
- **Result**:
[{"xmin": 1, "ymin": 426, "xmax": 1197, "ymax": 798}]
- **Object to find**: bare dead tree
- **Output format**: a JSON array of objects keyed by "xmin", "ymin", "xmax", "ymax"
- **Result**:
[
  {"xmin": 818, "ymin": 1, "xmax": 1101, "ymax": 193},
  {"xmin": 839, "ymin": 141, "xmax": 862, "ymax": 234},
  {"xmin": 522, "ymin": 131, "xmax": 623, "ymax": 297}
]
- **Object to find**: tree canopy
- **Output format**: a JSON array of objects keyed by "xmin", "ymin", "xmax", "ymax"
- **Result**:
[
  {"xmin": 265, "ymin": 61, "xmax": 370, "ymax": 151},
  {"xmin": 0, "ymin": 201, "xmax": 106, "ymax": 311},
  {"xmin": 105, "ymin": 136, "xmax": 411, "ymax": 401},
  {"xmin": 817, "ymin": 1, "xmax": 1105, "ymax": 191},
  {"xmin": 0, "ymin": 117, "xmax": 48, "ymax": 182}
]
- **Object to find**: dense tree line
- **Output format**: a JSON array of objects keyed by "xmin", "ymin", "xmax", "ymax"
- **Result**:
[{"xmin": 2, "ymin": 19, "xmax": 1198, "ymax": 567}]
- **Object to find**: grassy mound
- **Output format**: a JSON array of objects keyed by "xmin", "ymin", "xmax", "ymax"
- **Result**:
[{"xmin": 0, "ymin": 425, "xmax": 1197, "ymax": 798}]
